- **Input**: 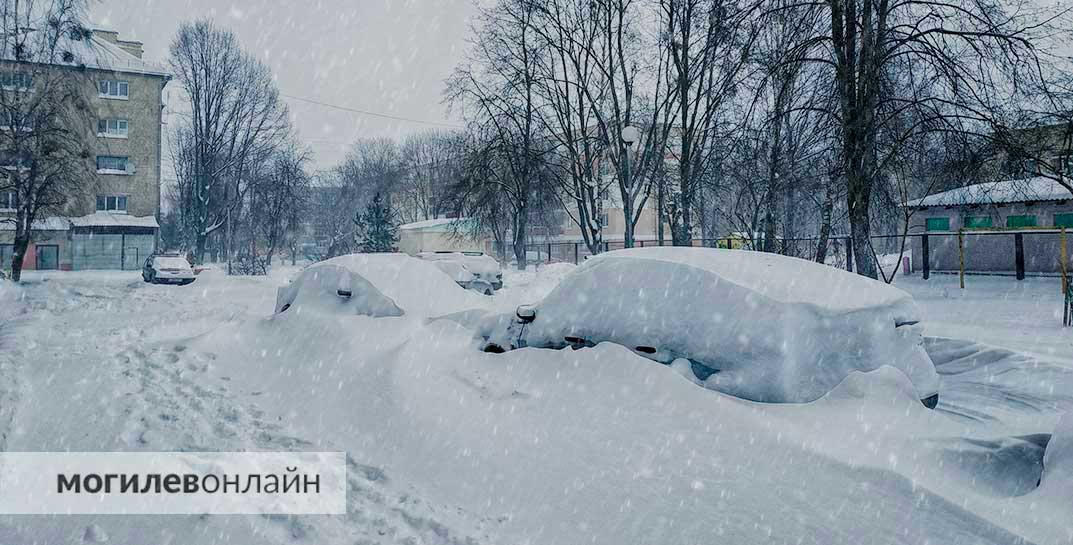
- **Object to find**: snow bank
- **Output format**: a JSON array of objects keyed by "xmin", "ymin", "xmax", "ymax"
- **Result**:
[
  {"xmin": 1040, "ymin": 411, "xmax": 1073, "ymax": 506},
  {"xmin": 522, "ymin": 247, "xmax": 939, "ymax": 403},
  {"xmin": 276, "ymin": 253, "xmax": 488, "ymax": 318}
]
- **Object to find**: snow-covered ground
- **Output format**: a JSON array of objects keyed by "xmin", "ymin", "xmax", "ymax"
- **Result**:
[{"xmin": 0, "ymin": 262, "xmax": 1070, "ymax": 544}]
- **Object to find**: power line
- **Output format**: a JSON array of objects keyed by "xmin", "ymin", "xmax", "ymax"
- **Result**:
[{"xmin": 280, "ymin": 93, "xmax": 463, "ymax": 129}]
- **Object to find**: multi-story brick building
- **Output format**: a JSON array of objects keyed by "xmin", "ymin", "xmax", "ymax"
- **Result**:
[{"xmin": 0, "ymin": 28, "xmax": 169, "ymax": 271}]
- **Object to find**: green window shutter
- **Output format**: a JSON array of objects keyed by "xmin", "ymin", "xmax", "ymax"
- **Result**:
[
  {"xmin": 963, "ymin": 216, "xmax": 992, "ymax": 228},
  {"xmin": 1055, "ymin": 213, "xmax": 1073, "ymax": 228},
  {"xmin": 1006, "ymin": 215, "xmax": 1038, "ymax": 228},
  {"xmin": 925, "ymin": 217, "xmax": 950, "ymax": 231}
]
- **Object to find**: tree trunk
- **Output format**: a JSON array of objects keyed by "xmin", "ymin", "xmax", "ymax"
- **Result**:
[
  {"xmin": 847, "ymin": 172, "xmax": 878, "ymax": 278},
  {"xmin": 814, "ymin": 174, "xmax": 835, "ymax": 263},
  {"xmin": 195, "ymin": 233, "xmax": 208, "ymax": 265},
  {"xmin": 10, "ymin": 231, "xmax": 28, "ymax": 282}
]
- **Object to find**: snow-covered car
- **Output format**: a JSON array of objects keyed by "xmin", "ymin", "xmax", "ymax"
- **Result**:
[
  {"xmin": 275, "ymin": 253, "xmax": 488, "ymax": 318},
  {"xmin": 418, "ymin": 251, "xmax": 503, "ymax": 290},
  {"xmin": 142, "ymin": 254, "xmax": 196, "ymax": 285},
  {"xmin": 476, "ymin": 247, "xmax": 941, "ymax": 408},
  {"xmin": 430, "ymin": 260, "xmax": 496, "ymax": 295}
]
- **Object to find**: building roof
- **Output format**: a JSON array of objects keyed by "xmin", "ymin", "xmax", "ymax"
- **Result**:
[
  {"xmin": 399, "ymin": 218, "xmax": 471, "ymax": 233},
  {"xmin": 905, "ymin": 177, "xmax": 1072, "ymax": 208},
  {"xmin": 1, "ymin": 29, "xmax": 169, "ymax": 77},
  {"xmin": 69, "ymin": 212, "xmax": 159, "ymax": 228}
]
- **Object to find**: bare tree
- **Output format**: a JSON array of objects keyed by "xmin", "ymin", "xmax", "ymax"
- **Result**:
[
  {"xmin": 447, "ymin": 0, "xmax": 547, "ymax": 269},
  {"xmin": 397, "ymin": 130, "xmax": 463, "ymax": 223},
  {"xmin": 0, "ymin": 0, "xmax": 93, "ymax": 282},
  {"xmin": 169, "ymin": 19, "xmax": 289, "ymax": 264},
  {"xmin": 249, "ymin": 143, "xmax": 311, "ymax": 267},
  {"xmin": 660, "ymin": 0, "xmax": 757, "ymax": 246},
  {"xmin": 778, "ymin": 0, "xmax": 1069, "ymax": 277}
]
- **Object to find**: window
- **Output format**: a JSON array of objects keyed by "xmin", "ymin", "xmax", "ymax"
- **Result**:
[
  {"xmin": 97, "ymin": 118, "xmax": 128, "ymax": 137},
  {"xmin": 0, "ymin": 71, "xmax": 32, "ymax": 90},
  {"xmin": 962, "ymin": 216, "xmax": 992, "ymax": 229},
  {"xmin": 95, "ymin": 194, "xmax": 127, "ymax": 213},
  {"xmin": 0, "ymin": 244, "xmax": 12, "ymax": 267},
  {"xmin": 599, "ymin": 213, "xmax": 609, "ymax": 228},
  {"xmin": 96, "ymin": 155, "xmax": 129, "ymax": 173},
  {"xmin": 925, "ymin": 217, "xmax": 950, "ymax": 231},
  {"xmin": 0, "ymin": 190, "xmax": 15, "ymax": 210},
  {"xmin": 1006, "ymin": 215, "xmax": 1038, "ymax": 228},
  {"xmin": 1056, "ymin": 213, "xmax": 1073, "ymax": 228},
  {"xmin": 98, "ymin": 79, "xmax": 128, "ymax": 99}
]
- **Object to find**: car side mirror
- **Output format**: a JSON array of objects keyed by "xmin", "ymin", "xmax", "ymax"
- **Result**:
[{"xmin": 516, "ymin": 305, "xmax": 537, "ymax": 323}]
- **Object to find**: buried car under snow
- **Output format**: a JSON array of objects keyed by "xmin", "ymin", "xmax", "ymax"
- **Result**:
[
  {"xmin": 476, "ymin": 247, "xmax": 941, "ymax": 408},
  {"xmin": 275, "ymin": 253, "xmax": 488, "ymax": 318}
]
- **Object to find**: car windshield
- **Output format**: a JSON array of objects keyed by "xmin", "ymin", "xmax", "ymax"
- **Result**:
[{"xmin": 155, "ymin": 257, "xmax": 190, "ymax": 269}]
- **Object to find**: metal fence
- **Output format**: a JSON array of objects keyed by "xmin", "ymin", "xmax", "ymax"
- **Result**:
[{"xmin": 504, "ymin": 229, "xmax": 1073, "ymax": 280}]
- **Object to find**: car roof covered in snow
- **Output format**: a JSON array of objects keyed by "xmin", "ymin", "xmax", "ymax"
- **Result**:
[
  {"xmin": 587, "ymin": 247, "xmax": 909, "ymax": 312},
  {"xmin": 312, "ymin": 253, "xmax": 488, "ymax": 316}
]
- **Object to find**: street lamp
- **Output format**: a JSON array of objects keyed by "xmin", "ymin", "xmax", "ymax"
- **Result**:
[{"xmin": 621, "ymin": 125, "xmax": 640, "ymax": 248}]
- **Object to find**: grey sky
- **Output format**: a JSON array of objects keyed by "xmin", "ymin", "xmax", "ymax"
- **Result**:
[{"xmin": 90, "ymin": 0, "xmax": 474, "ymax": 169}]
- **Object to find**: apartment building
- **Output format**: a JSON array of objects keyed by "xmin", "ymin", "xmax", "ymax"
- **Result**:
[{"xmin": 0, "ymin": 28, "xmax": 170, "ymax": 271}]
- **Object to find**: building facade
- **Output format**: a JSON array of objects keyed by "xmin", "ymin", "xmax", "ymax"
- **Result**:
[{"xmin": 0, "ymin": 29, "xmax": 169, "ymax": 272}]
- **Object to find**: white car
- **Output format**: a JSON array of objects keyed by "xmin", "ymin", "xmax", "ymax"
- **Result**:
[
  {"xmin": 142, "ymin": 254, "xmax": 196, "ymax": 285},
  {"xmin": 476, "ymin": 247, "xmax": 941, "ymax": 408},
  {"xmin": 418, "ymin": 251, "xmax": 503, "ymax": 290},
  {"xmin": 275, "ymin": 253, "xmax": 488, "ymax": 318}
]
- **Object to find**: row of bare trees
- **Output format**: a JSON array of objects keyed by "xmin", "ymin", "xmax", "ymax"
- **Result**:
[
  {"xmin": 164, "ymin": 19, "xmax": 311, "ymax": 270},
  {"xmin": 444, "ymin": 0, "xmax": 1072, "ymax": 278}
]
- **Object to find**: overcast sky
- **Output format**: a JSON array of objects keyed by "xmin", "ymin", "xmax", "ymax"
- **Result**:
[{"xmin": 90, "ymin": 0, "xmax": 475, "ymax": 170}]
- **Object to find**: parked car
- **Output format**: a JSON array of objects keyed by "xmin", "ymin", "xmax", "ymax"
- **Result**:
[
  {"xmin": 430, "ymin": 260, "xmax": 496, "ymax": 295},
  {"xmin": 143, "ymin": 254, "xmax": 196, "ymax": 285},
  {"xmin": 475, "ymin": 247, "xmax": 941, "ymax": 408},
  {"xmin": 275, "ymin": 253, "xmax": 488, "ymax": 318},
  {"xmin": 418, "ymin": 251, "xmax": 503, "ymax": 290}
]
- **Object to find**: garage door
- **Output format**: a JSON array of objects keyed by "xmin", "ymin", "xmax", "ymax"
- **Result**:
[{"xmin": 72, "ymin": 233, "xmax": 156, "ymax": 270}]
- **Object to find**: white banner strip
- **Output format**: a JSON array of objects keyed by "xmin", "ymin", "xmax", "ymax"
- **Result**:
[{"xmin": 0, "ymin": 452, "xmax": 346, "ymax": 514}]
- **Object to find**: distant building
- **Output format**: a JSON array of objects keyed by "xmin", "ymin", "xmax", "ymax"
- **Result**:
[
  {"xmin": 904, "ymin": 177, "xmax": 1073, "ymax": 274},
  {"xmin": 0, "ymin": 29, "xmax": 170, "ymax": 271},
  {"xmin": 397, "ymin": 218, "xmax": 484, "ymax": 255}
]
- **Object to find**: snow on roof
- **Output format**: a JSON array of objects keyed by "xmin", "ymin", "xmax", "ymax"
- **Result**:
[
  {"xmin": 69, "ymin": 212, "xmax": 159, "ymax": 228},
  {"xmin": 0, "ymin": 29, "xmax": 169, "ymax": 77},
  {"xmin": 0, "ymin": 216, "xmax": 69, "ymax": 231},
  {"xmin": 68, "ymin": 33, "xmax": 169, "ymax": 77},
  {"xmin": 905, "ymin": 177, "xmax": 1071, "ymax": 208},
  {"xmin": 398, "ymin": 218, "xmax": 471, "ymax": 232}
]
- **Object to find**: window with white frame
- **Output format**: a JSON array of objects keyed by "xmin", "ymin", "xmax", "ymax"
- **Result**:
[
  {"xmin": 98, "ymin": 79, "xmax": 129, "ymax": 99},
  {"xmin": 97, "ymin": 118, "xmax": 128, "ymax": 137},
  {"xmin": 0, "ymin": 71, "xmax": 32, "ymax": 90},
  {"xmin": 95, "ymin": 194, "xmax": 127, "ymax": 213},
  {"xmin": 1, "ymin": 190, "xmax": 15, "ymax": 210},
  {"xmin": 96, "ymin": 155, "xmax": 129, "ymax": 173}
]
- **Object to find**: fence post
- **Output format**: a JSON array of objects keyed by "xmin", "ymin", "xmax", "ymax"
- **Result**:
[
  {"xmin": 547, "ymin": 243, "xmax": 552, "ymax": 264},
  {"xmin": 958, "ymin": 229, "xmax": 965, "ymax": 289},
  {"xmin": 1062, "ymin": 229, "xmax": 1068, "ymax": 296},
  {"xmin": 1015, "ymin": 232, "xmax": 1025, "ymax": 281},
  {"xmin": 845, "ymin": 237, "xmax": 854, "ymax": 272},
  {"xmin": 574, "ymin": 243, "xmax": 579, "ymax": 265},
  {"xmin": 922, "ymin": 234, "xmax": 930, "ymax": 280}
]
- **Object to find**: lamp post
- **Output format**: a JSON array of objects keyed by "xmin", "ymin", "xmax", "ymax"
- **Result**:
[{"xmin": 621, "ymin": 125, "xmax": 640, "ymax": 248}]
